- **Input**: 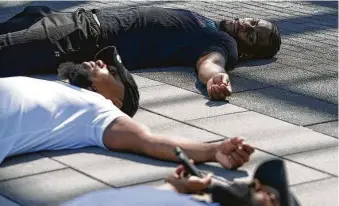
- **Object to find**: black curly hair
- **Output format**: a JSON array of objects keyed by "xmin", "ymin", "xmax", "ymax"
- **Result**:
[{"xmin": 57, "ymin": 62, "xmax": 117, "ymax": 89}]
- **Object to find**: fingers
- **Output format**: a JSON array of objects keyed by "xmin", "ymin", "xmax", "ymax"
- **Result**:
[
  {"xmin": 230, "ymin": 137, "xmax": 244, "ymax": 145},
  {"xmin": 213, "ymin": 86, "xmax": 225, "ymax": 100},
  {"xmin": 217, "ymin": 137, "xmax": 255, "ymax": 169},
  {"xmin": 187, "ymin": 173, "xmax": 212, "ymax": 188},
  {"xmin": 211, "ymin": 86, "xmax": 218, "ymax": 100},
  {"xmin": 242, "ymin": 144, "xmax": 255, "ymax": 154},
  {"xmin": 209, "ymin": 85, "xmax": 228, "ymax": 100},
  {"xmin": 220, "ymin": 84, "xmax": 232, "ymax": 97},
  {"xmin": 230, "ymin": 151, "xmax": 244, "ymax": 167},
  {"xmin": 175, "ymin": 164, "xmax": 185, "ymax": 176},
  {"xmin": 221, "ymin": 73, "xmax": 230, "ymax": 85},
  {"xmin": 175, "ymin": 159, "xmax": 195, "ymax": 178},
  {"xmin": 235, "ymin": 148, "xmax": 250, "ymax": 163},
  {"xmin": 228, "ymin": 143, "xmax": 255, "ymax": 168}
]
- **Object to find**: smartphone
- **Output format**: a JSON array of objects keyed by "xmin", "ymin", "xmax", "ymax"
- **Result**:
[{"xmin": 174, "ymin": 146, "xmax": 203, "ymax": 178}]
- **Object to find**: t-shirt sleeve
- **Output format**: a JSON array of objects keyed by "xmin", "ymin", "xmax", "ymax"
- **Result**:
[
  {"xmin": 91, "ymin": 105, "xmax": 128, "ymax": 149},
  {"xmin": 199, "ymin": 32, "xmax": 238, "ymax": 71}
]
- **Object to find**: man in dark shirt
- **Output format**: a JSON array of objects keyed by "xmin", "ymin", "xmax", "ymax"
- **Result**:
[{"xmin": 0, "ymin": 6, "xmax": 281, "ymax": 100}]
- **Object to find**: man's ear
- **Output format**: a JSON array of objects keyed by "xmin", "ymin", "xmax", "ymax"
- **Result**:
[{"xmin": 112, "ymin": 98, "xmax": 123, "ymax": 109}]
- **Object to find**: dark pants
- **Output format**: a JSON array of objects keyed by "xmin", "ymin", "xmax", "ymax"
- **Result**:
[{"xmin": 0, "ymin": 6, "xmax": 101, "ymax": 77}]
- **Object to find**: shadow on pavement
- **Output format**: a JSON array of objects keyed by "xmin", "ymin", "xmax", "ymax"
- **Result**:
[{"xmin": 42, "ymin": 147, "xmax": 249, "ymax": 182}]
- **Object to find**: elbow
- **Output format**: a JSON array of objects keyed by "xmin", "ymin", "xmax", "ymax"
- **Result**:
[
  {"xmin": 197, "ymin": 61, "xmax": 213, "ymax": 84},
  {"xmin": 102, "ymin": 118, "xmax": 152, "ymax": 154}
]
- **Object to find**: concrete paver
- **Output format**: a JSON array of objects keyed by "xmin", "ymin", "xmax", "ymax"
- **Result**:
[
  {"xmin": 308, "ymin": 120, "xmax": 338, "ymax": 138},
  {"xmin": 131, "ymin": 74, "xmax": 164, "ymax": 88},
  {"xmin": 291, "ymin": 177, "xmax": 338, "ymax": 206},
  {"xmin": 284, "ymin": 146, "xmax": 338, "ymax": 176},
  {"xmin": 230, "ymin": 64, "xmax": 338, "ymax": 104},
  {"xmin": 0, "ymin": 168, "xmax": 110, "ymax": 206},
  {"xmin": 140, "ymin": 84, "xmax": 247, "ymax": 121},
  {"xmin": 188, "ymin": 111, "xmax": 338, "ymax": 156},
  {"xmin": 134, "ymin": 109, "xmax": 225, "ymax": 142},
  {"xmin": 228, "ymin": 87, "xmax": 337, "ymax": 126},
  {"xmin": 42, "ymin": 148, "xmax": 177, "ymax": 187},
  {"xmin": 0, "ymin": 153, "xmax": 66, "ymax": 181}
]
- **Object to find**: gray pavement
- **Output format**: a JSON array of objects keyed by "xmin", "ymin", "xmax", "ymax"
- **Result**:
[{"xmin": 0, "ymin": 1, "xmax": 338, "ymax": 206}]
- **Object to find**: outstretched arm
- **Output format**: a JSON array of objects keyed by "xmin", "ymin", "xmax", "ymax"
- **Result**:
[
  {"xmin": 103, "ymin": 116, "xmax": 254, "ymax": 169},
  {"xmin": 196, "ymin": 52, "xmax": 233, "ymax": 100}
]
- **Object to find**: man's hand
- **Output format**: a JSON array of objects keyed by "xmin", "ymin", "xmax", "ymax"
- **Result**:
[
  {"xmin": 214, "ymin": 137, "xmax": 255, "ymax": 169},
  {"xmin": 207, "ymin": 73, "xmax": 232, "ymax": 100},
  {"xmin": 165, "ymin": 160, "xmax": 212, "ymax": 194}
]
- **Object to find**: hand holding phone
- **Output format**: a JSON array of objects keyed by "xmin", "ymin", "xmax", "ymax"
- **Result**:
[{"xmin": 174, "ymin": 147, "xmax": 203, "ymax": 178}]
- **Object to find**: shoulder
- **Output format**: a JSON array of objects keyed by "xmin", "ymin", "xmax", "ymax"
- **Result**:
[
  {"xmin": 208, "ymin": 31, "xmax": 237, "ymax": 51},
  {"xmin": 204, "ymin": 32, "xmax": 238, "ymax": 69}
]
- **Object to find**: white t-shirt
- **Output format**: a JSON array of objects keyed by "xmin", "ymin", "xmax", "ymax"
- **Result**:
[{"xmin": 0, "ymin": 77, "xmax": 127, "ymax": 164}]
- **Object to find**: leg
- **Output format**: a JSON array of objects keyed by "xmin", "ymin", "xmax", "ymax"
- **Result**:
[
  {"xmin": 0, "ymin": 40, "xmax": 58, "ymax": 77},
  {"xmin": 0, "ymin": 8, "xmax": 100, "ymax": 77},
  {"xmin": 0, "ymin": 6, "xmax": 57, "ymax": 34}
]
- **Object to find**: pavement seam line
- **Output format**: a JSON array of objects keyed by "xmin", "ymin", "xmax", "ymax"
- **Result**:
[
  {"xmin": 140, "ymin": 107, "xmax": 338, "ymax": 177},
  {"xmin": 184, "ymin": 110, "xmax": 250, "ymax": 122},
  {"xmin": 38, "ymin": 153, "xmax": 116, "ymax": 188},
  {"xmin": 290, "ymin": 176, "xmax": 337, "ymax": 187},
  {"xmin": 0, "ymin": 193, "xmax": 22, "ymax": 206},
  {"xmin": 282, "ymin": 145, "xmax": 338, "ymax": 157},
  {"xmin": 119, "ymin": 178, "xmax": 165, "ymax": 188},
  {"xmin": 304, "ymin": 119, "xmax": 338, "ymax": 127},
  {"xmin": 0, "ymin": 167, "xmax": 68, "ymax": 183}
]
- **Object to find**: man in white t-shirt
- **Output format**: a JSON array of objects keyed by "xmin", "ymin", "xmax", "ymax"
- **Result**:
[
  {"xmin": 0, "ymin": 75, "xmax": 254, "ymax": 168},
  {"xmin": 0, "ymin": 46, "xmax": 254, "ymax": 168}
]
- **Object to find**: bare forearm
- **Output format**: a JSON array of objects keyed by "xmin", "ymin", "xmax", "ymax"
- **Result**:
[
  {"xmin": 198, "ymin": 61, "xmax": 226, "ymax": 85},
  {"xmin": 141, "ymin": 134, "xmax": 218, "ymax": 163},
  {"xmin": 196, "ymin": 52, "xmax": 227, "ymax": 85},
  {"xmin": 103, "ymin": 117, "xmax": 219, "ymax": 163}
]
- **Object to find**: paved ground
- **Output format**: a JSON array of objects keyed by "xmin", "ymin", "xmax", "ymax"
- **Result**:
[{"xmin": 0, "ymin": 1, "xmax": 337, "ymax": 206}]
